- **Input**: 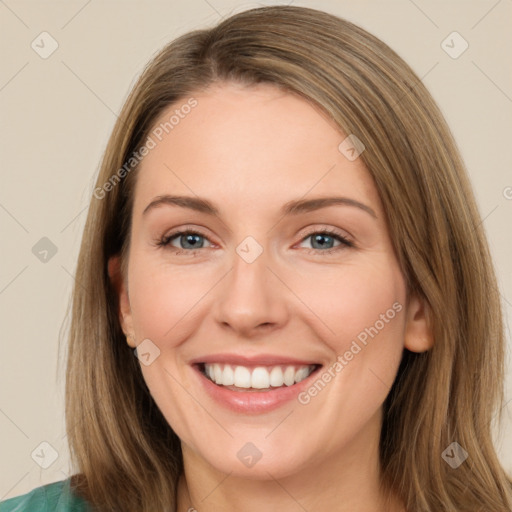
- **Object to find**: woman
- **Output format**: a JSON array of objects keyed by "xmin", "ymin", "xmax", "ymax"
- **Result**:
[{"xmin": 1, "ymin": 5, "xmax": 510, "ymax": 512}]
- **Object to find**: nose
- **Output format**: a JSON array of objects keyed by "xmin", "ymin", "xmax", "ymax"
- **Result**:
[{"xmin": 213, "ymin": 244, "xmax": 290, "ymax": 338}]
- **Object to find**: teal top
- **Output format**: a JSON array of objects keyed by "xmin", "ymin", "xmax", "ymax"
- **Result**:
[{"xmin": 0, "ymin": 478, "xmax": 91, "ymax": 511}]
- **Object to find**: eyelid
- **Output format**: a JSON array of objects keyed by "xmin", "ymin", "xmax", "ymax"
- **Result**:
[
  {"xmin": 157, "ymin": 225, "xmax": 214, "ymax": 247},
  {"xmin": 158, "ymin": 225, "xmax": 350, "ymax": 242},
  {"xmin": 298, "ymin": 225, "xmax": 354, "ymax": 244},
  {"xmin": 295, "ymin": 226, "xmax": 355, "ymax": 253},
  {"xmin": 155, "ymin": 224, "xmax": 356, "ymax": 253}
]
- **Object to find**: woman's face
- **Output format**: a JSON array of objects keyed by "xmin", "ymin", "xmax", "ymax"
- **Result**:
[{"xmin": 110, "ymin": 82, "xmax": 430, "ymax": 480}]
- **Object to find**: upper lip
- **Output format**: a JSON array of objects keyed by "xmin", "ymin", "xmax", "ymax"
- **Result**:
[{"xmin": 189, "ymin": 353, "xmax": 322, "ymax": 367}]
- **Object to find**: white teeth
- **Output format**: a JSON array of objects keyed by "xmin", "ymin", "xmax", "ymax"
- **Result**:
[
  {"xmin": 283, "ymin": 366, "xmax": 295, "ymax": 386},
  {"xmin": 214, "ymin": 364, "xmax": 223, "ymax": 383},
  {"xmin": 203, "ymin": 363, "xmax": 316, "ymax": 389},
  {"xmin": 295, "ymin": 366, "xmax": 310, "ymax": 382},
  {"xmin": 233, "ymin": 366, "xmax": 251, "ymax": 388},
  {"xmin": 222, "ymin": 364, "xmax": 234, "ymax": 385},
  {"xmin": 269, "ymin": 366, "xmax": 284, "ymax": 387},
  {"xmin": 251, "ymin": 367, "xmax": 270, "ymax": 389}
]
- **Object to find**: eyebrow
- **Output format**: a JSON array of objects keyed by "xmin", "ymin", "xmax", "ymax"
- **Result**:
[{"xmin": 142, "ymin": 194, "xmax": 377, "ymax": 219}]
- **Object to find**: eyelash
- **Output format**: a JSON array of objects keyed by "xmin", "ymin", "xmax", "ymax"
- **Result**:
[{"xmin": 155, "ymin": 227, "xmax": 354, "ymax": 256}]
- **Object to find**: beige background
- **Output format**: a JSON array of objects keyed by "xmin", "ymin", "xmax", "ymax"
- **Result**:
[{"xmin": 1, "ymin": 0, "xmax": 511, "ymax": 500}]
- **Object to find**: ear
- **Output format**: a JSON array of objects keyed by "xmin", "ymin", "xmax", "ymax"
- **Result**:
[
  {"xmin": 108, "ymin": 255, "xmax": 136, "ymax": 348},
  {"xmin": 403, "ymin": 292, "xmax": 433, "ymax": 352}
]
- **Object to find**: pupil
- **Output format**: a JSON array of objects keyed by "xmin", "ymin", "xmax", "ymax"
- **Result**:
[
  {"xmin": 185, "ymin": 234, "xmax": 201, "ymax": 248},
  {"xmin": 314, "ymin": 234, "xmax": 332, "ymax": 249},
  {"xmin": 180, "ymin": 234, "xmax": 335, "ymax": 250}
]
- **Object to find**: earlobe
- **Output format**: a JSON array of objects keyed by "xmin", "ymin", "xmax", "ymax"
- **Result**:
[
  {"xmin": 403, "ymin": 292, "xmax": 434, "ymax": 353},
  {"xmin": 108, "ymin": 255, "xmax": 136, "ymax": 347}
]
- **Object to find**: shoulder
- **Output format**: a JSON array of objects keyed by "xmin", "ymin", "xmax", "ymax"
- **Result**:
[{"xmin": 0, "ymin": 478, "xmax": 91, "ymax": 512}]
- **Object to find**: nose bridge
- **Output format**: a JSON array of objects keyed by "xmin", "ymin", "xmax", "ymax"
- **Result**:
[{"xmin": 213, "ymin": 234, "xmax": 288, "ymax": 334}]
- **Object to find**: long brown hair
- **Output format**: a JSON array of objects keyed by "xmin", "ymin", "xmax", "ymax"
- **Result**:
[{"xmin": 63, "ymin": 6, "xmax": 512, "ymax": 511}]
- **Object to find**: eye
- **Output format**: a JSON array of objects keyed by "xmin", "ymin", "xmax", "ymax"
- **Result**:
[
  {"xmin": 297, "ymin": 228, "xmax": 354, "ymax": 254},
  {"xmin": 155, "ymin": 227, "xmax": 354, "ymax": 256},
  {"xmin": 156, "ymin": 228, "xmax": 213, "ymax": 254}
]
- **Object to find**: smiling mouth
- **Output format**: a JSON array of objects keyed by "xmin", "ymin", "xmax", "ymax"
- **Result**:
[{"xmin": 196, "ymin": 362, "xmax": 322, "ymax": 392}]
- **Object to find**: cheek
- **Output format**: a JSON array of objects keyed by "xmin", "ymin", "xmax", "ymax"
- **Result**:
[
  {"xmin": 127, "ymin": 254, "xmax": 217, "ymax": 343},
  {"xmin": 290, "ymin": 259, "xmax": 406, "ymax": 434},
  {"xmin": 291, "ymin": 256, "xmax": 406, "ymax": 354}
]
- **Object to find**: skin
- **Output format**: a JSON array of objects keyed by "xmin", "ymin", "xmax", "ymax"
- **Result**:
[{"xmin": 109, "ymin": 82, "xmax": 433, "ymax": 512}]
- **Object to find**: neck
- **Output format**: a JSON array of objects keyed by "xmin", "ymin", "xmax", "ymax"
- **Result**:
[{"xmin": 176, "ymin": 410, "xmax": 406, "ymax": 512}]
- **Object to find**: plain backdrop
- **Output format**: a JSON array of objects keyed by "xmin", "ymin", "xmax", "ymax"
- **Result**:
[{"xmin": 1, "ymin": 0, "xmax": 511, "ymax": 500}]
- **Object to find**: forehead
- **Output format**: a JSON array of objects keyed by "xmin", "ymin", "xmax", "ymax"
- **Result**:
[{"xmin": 132, "ymin": 82, "xmax": 382, "ymax": 217}]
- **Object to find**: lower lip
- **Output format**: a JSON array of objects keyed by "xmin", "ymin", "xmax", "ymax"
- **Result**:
[{"xmin": 192, "ymin": 364, "xmax": 322, "ymax": 414}]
